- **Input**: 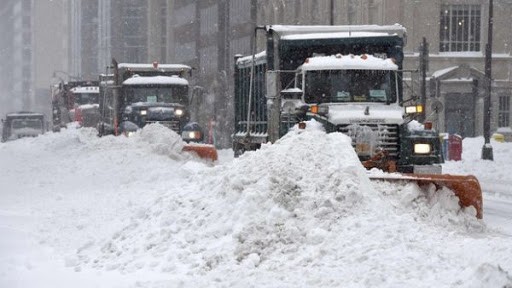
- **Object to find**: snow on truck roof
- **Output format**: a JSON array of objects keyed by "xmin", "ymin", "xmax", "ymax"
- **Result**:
[
  {"xmin": 236, "ymin": 51, "xmax": 267, "ymax": 66},
  {"xmin": 123, "ymin": 75, "xmax": 189, "ymax": 86},
  {"xmin": 299, "ymin": 54, "xmax": 398, "ymax": 71},
  {"xmin": 70, "ymin": 86, "xmax": 99, "ymax": 93},
  {"xmin": 118, "ymin": 63, "xmax": 191, "ymax": 72},
  {"xmin": 268, "ymin": 24, "xmax": 406, "ymax": 39},
  {"xmin": 6, "ymin": 111, "xmax": 44, "ymax": 117}
]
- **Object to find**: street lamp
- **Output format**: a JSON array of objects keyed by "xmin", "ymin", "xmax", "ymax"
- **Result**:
[{"xmin": 482, "ymin": 0, "xmax": 494, "ymax": 160}]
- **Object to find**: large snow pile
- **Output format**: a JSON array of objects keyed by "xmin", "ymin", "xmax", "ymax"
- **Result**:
[{"xmin": 62, "ymin": 127, "xmax": 512, "ymax": 287}]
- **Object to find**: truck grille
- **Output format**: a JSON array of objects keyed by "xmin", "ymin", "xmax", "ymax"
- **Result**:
[
  {"xmin": 146, "ymin": 120, "xmax": 181, "ymax": 133},
  {"xmin": 337, "ymin": 124, "xmax": 399, "ymax": 158}
]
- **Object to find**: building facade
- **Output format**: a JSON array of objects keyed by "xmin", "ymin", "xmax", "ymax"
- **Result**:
[
  {"xmin": 1, "ymin": 0, "xmax": 510, "ymax": 144},
  {"xmin": 170, "ymin": 0, "xmax": 512, "ymax": 147},
  {"xmin": 0, "ymin": 0, "xmax": 69, "ymax": 119},
  {"xmin": 258, "ymin": 0, "xmax": 512, "ymax": 139},
  {"xmin": 169, "ymin": 0, "xmax": 257, "ymax": 148}
]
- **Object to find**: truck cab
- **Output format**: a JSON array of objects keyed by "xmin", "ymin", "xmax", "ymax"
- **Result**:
[
  {"xmin": 98, "ymin": 60, "xmax": 204, "ymax": 143},
  {"xmin": 51, "ymin": 81, "xmax": 100, "ymax": 131},
  {"xmin": 69, "ymin": 85, "xmax": 100, "ymax": 128},
  {"xmin": 233, "ymin": 24, "xmax": 443, "ymax": 173},
  {"xmin": 285, "ymin": 53, "xmax": 443, "ymax": 173},
  {"xmin": 1, "ymin": 112, "xmax": 46, "ymax": 142}
]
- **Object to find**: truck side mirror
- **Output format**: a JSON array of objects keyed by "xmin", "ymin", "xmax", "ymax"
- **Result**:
[{"xmin": 295, "ymin": 105, "xmax": 309, "ymax": 121}]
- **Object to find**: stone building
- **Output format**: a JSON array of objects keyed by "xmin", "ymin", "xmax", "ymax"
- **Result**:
[
  {"xmin": 0, "ymin": 0, "xmax": 69, "ymax": 118},
  {"xmin": 2, "ymin": 0, "xmax": 510, "ymax": 144},
  {"xmin": 168, "ymin": 0, "xmax": 257, "ymax": 148},
  {"xmin": 169, "ymin": 0, "xmax": 512, "ymax": 146}
]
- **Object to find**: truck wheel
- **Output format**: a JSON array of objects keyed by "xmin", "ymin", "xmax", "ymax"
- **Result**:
[{"xmin": 233, "ymin": 142, "xmax": 245, "ymax": 158}]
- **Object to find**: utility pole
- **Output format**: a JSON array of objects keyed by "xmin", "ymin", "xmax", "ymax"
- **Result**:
[
  {"xmin": 482, "ymin": 0, "xmax": 494, "ymax": 160},
  {"xmin": 330, "ymin": 0, "xmax": 334, "ymax": 25},
  {"xmin": 419, "ymin": 37, "xmax": 429, "ymax": 123}
]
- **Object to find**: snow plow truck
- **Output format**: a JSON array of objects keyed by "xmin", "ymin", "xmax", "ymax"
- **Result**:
[
  {"xmin": 233, "ymin": 24, "xmax": 482, "ymax": 218},
  {"xmin": 51, "ymin": 80, "xmax": 100, "ymax": 131},
  {"xmin": 97, "ymin": 59, "xmax": 217, "ymax": 161}
]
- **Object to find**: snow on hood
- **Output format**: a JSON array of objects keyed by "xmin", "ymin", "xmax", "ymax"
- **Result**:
[
  {"xmin": 327, "ymin": 103, "xmax": 404, "ymax": 125},
  {"xmin": 407, "ymin": 119, "xmax": 425, "ymax": 131}
]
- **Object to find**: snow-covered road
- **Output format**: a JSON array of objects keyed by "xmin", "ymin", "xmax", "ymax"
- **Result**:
[{"xmin": 1, "ymin": 125, "xmax": 511, "ymax": 287}]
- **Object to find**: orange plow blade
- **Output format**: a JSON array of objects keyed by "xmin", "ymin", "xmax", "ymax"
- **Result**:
[
  {"xmin": 183, "ymin": 144, "xmax": 218, "ymax": 162},
  {"xmin": 370, "ymin": 173, "xmax": 483, "ymax": 219}
]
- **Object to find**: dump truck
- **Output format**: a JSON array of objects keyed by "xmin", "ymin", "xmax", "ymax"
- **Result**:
[
  {"xmin": 51, "ymin": 80, "xmax": 100, "ymax": 131},
  {"xmin": 97, "ymin": 59, "xmax": 217, "ymax": 161},
  {"xmin": 233, "ymin": 24, "xmax": 482, "ymax": 218},
  {"xmin": 1, "ymin": 111, "xmax": 46, "ymax": 142}
]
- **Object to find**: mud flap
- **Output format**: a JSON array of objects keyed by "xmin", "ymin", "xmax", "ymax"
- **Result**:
[
  {"xmin": 183, "ymin": 144, "xmax": 218, "ymax": 162},
  {"xmin": 370, "ymin": 173, "xmax": 483, "ymax": 219}
]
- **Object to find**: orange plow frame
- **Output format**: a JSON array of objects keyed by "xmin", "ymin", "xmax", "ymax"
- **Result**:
[
  {"xmin": 369, "ymin": 173, "xmax": 483, "ymax": 219},
  {"xmin": 183, "ymin": 144, "xmax": 218, "ymax": 162}
]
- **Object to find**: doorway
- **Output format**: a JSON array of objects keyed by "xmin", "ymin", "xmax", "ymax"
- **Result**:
[{"xmin": 445, "ymin": 93, "xmax": 475, "ymax": 138}]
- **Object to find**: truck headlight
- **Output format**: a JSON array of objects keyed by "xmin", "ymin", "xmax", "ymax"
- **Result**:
[
  {"xmin": 182, "ymin": 131, "xmax": 202, "ymax": 140},
  {"xmin": 414, "ymin": 143, "xmax": 431, "ymax": 154},
  {"xmin": 175, "ymin": 109, "xmax": 184, "ymax": 116},
  {"xmin": 405, "ymin": 105, "xmax": 423, "ymax": 114},
  {"xmin": 140, "ymin": 110, "xmax": 147, "ymax": 115}
]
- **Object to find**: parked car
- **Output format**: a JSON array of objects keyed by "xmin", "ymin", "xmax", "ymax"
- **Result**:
[{"xmin": 1, "ymin": 111, "xmax": 46, "ymax": 142}]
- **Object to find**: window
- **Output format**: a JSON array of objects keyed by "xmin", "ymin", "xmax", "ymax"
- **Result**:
[
  {"xmin": 498, "ymin": 95, "xmax": 510, "ymax": 127},
  {"xmin": 229, "ymin": 0, "xmax": 251, "ymax": 25},
  {"xmin": 174, "ymin": 3, "xmax": 195, "ymax": 26},
  {"xmin": 199, "ymin": 46, "xmax": 218, "ymax": 74},
  {"xmin": 439, "ymin": 5, "xmax": 481, "ymax": 52},
  {"xmin": 200, "ymin": 5, "xmax": 218, "ymax": 36}
]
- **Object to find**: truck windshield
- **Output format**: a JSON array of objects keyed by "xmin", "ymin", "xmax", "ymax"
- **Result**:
[
  {"xmin": 124, "ymin": 85, "xmax": 188, "ymax": 105},
  {"xmin": 304, "ymin": 70, "xmax": 395, "ymax": 104},
  {"xmin": 74, "ymin": 93, "xmax": 99, "ymax": 105},
  {"xmin": 11, "ymin": 119, "xmax": 43, "ymax": 130}
]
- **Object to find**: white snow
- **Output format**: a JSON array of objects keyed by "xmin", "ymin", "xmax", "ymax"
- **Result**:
[
  {"xmin": 431, "ymin": 66, "xmax": 459, "ymax": 78},
  {"xmin": 269, "ymin": 24, "xmax": 406, "ymax": 38},
  {"xmin": 299, "ymin": 54, "xmax": 398, "ymax": 71},
  {"xmin": 123, "ymin": 75, "xmax": 189, "ymax": 86},
  {"xmin": 118, "ymin": 63, "xmax": 191, "ymax": 72},
  {"xmin": 235, "ymin": 51, "xmax": 267, "ymax": 66},
  {"xmin": 282, "ymin": 31, "xmax": 398, "ymax": 40},
  {"xmin": 70, "ymin": 86, "xmax": 99, "ymax": 93},
  {"xmin": 327, "ymin": 103, "xmax": 404, "ymax": 125},
  {"xmin": 1, "ymin": 123, "xmax": 512, "ymax": 287}
]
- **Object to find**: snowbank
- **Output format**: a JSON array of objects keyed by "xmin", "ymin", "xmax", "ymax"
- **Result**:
[
  {"xmin": 69, "ymin": 128, "xmax": 510, "ymax": 287},
  {"xmin": 1, "ymin": 125, "xmax": 512, "ymax": 288}
]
